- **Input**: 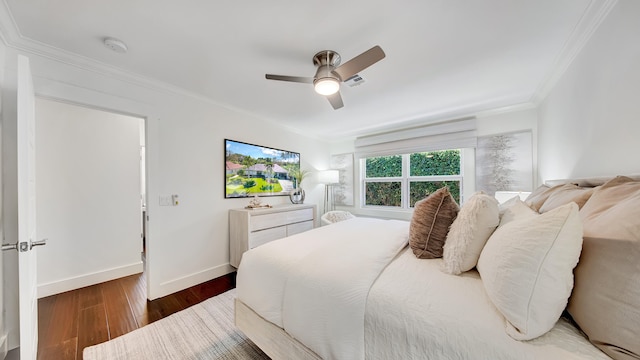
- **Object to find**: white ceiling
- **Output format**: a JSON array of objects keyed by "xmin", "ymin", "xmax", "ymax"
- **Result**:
[{"xmin": 3, "ymin": 0, "xmax": 601, "ymax": 141}]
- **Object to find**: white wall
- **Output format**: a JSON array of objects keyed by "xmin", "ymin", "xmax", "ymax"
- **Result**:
[
  {"xmin": 35, "ymin": 99, "xmax": 143, "ymax": 297},
  {"xmin": 537, "ymin": 0, "xmax": 640, "ymax": 182},
  {"xmin": 0, "ymin": 46, "xmax": 330, "ymax": 307},
  {"xmin": 0, "ymin": 36, "xmax": 319, "ymax": 353}
]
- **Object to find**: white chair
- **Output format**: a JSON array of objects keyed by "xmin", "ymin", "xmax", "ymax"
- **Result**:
[{"xmin": 321, "ymin": 210, "xmax": 355, "ymax": 226}]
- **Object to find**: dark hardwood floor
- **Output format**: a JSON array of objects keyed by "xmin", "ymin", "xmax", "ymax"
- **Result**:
[{"xmin": 37, "ymin": 271, "xmax": 236, "ymax": 360}]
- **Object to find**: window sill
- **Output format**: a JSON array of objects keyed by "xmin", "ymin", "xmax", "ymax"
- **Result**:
[{"xmin": 350, "ymin": 206, "xmax": 413, "ymax": 221}]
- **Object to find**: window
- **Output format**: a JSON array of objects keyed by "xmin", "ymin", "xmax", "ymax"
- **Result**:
[{"xmin": 363, "ymin": 149, "xmax": 462, "ymax": 209}]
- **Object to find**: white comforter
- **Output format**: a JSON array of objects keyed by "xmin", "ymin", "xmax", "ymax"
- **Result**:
[
  {"xmin": 237, "ymin": 218, "xmax": 610, "ymax": 360},
  {"xmin": 366, "ymin": 248, "xmax": 610, "ymax": 360},
  {"xmin": 237, "ymin": 217, "xmax": 409, "ymax": 360}
]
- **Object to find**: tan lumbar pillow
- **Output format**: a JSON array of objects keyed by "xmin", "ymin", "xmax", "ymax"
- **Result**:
[
  {"xmin": 409, "ymin": 187, "xmax": 459, "ymax": 259},
  {"xmin": 538, "ymin": 185, "xmax": 594, "ymax": 213}
]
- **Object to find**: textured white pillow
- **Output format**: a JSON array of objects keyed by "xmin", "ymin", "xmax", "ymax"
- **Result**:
[
  {"xmin": 477, "ymin": 202, "xmax": 583, "ymax": 340},
  {"xmin": 442, "ymin": 192, "xmax": 499, "ymax": 275}
]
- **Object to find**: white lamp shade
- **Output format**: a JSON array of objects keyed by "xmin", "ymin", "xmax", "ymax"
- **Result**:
[{"xmin": 318, "ymin": 170, "xmax": 340, "ymax": 184}]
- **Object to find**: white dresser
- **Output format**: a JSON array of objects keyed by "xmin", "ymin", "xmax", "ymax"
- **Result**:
[{"xmin": 229, "ymin": 203, "xmax": 316, "ymax": 268}]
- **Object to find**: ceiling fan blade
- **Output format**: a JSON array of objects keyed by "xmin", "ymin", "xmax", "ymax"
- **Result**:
[
  {"xmin": 265, "ymin": 74, "xmax": 314, "ymax": 84},
  {"xmin": 334, "ymin": 45, "xmax": 385, "ymax": 81},
  {"xmin": 327, "ymin": 91, "xmax": 344, "ymax": 110}
]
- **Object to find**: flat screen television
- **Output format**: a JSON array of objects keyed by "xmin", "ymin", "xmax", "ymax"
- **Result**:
[{"xmin": 225, "ymin": 139, "xmax": 301, "ymax": 198}]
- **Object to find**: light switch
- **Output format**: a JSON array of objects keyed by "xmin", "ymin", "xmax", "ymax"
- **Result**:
[
  {"xmin": 159, "ymin": 195, "xmax": 171, "ymax": 206},
  {"xmin": 171, "ymin": 194, "xmax": 179, "ymax": 206}
]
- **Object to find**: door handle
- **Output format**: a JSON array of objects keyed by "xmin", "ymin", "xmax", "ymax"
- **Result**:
[
  {"xmin": 2, "ymin": 239, "xmax": 47, "ymax": 252},
  {"xmin": 30, "ymin": 238, "xmax": 47, "ymax": 250},
  {"xmin": 2, "ymin": 242, "xmax": 18, "ymax": 252},
  {"xmin": 2, "ymin": 242, "xmax": 29, "ymax": 252}
]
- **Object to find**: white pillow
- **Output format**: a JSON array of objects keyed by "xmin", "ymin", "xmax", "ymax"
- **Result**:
[
  {"xmin": 442, "ymin": 192, "xmax": 499, "ymax": 275},
  {"xmin": 498, "ymin": 197, "xmax": 538, "ymax": 226},
  {"xmin": 498, "ymin": 195, "xmax": 522, "ymax": 217},
  {"xmin": 477, "ymin": 202, "xmax": 583, "ymax": 340}
]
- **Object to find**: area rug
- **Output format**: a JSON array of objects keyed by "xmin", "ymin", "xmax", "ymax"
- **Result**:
[{"xmin": 83, "ymin": 289, "xmax": 269, "ymax": 359}]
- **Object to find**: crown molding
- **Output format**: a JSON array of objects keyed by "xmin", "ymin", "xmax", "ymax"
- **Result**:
[
  {"xmin": 18, "ymin": 38, "xmax": 219, "ymax": 106},
  {"xmin": 531, "ymin": 0, "xmax": 618, "ymax": 104},
  {"xmin": 0, "ymin": 4, "xmax": 313, "ymax": 142},
  {"xmin": 0, "ymin": 1, "xmax": 240, "ymax": 110},
  {"xmin": 474, "ymin": 102, "xmax": 537, "ymax": 118},
  {"xmin": 0, "ymin": 0, "xmax": 615, "ymax": 144},
  {"xmin": 0, "ymin": 0, "xmax": 20, "ymax": 46}
]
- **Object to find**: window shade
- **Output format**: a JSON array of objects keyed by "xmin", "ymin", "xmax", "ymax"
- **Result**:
[{"xmin": 354, "ymin": 117, "xmax": 477, "ymax": 158}]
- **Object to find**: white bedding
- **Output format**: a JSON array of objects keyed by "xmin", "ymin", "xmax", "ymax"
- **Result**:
[
  {"xmin": 366, "ymin": 248, "xmax": 610, "ymax": 360},
  {"xmin": 237, "ymin": 217, "xmax": 409, "ymax": 360},
  {"xmin": 237, "ymin": 218, "xmax": 610, "ymax": 360},
  {"xmin": 282, "ymin": 218, "xmax": 408, "ymax": 360},
  {"xmin": 237, "ymin": 223, "xmax": 320, "ymax": 328}
]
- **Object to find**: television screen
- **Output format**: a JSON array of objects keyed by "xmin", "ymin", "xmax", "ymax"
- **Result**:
[{"xmin": 225, "ymin": 139, "xmax": 301, "ymax": 198}]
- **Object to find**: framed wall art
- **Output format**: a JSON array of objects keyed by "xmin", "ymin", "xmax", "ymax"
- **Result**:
[
  {"xmin": 475, "ymin": 131, "xmax": 533, "ymax": 196},
  {"xmin": 330, "ymin": 153, "xmax": 355, "ymax": 206}
]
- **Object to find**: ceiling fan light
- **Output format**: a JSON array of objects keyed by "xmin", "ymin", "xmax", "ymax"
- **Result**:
[{"xmin": 314, "ymin": 78, "xmax": 340, "ymax": 95}]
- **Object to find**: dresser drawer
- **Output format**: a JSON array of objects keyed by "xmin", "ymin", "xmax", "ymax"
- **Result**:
[
  {"xmin": 249, "ymin": 226, "xmax": 287, "ymax": 249},
  {"xmin": 287, "ymin": 220, "xmax": 314, "ymax": 236},
  {"xmin": 250, "ymin": 208, "xmax": 314, "ymax": 231}
]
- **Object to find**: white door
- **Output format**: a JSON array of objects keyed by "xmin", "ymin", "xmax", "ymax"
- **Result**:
[{"xmin": 17, "ymin": 54, "xmax": 44, "ymax": 360}]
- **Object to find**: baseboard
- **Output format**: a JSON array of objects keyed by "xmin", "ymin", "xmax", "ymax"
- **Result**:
[
  {"xmin": 37, "ymin": 261, "xmax": 144, "ymax": 298},
  {"xmin": 0, "ymin": 332, "xmax": 7, "ymax": 360},
  {"xmin": 4, "ymin": 348, "xmax": 19, "ymax": 360},
  {"xmin": 152, "ymin": 263, "xmax": 235, "ymax": 300}
]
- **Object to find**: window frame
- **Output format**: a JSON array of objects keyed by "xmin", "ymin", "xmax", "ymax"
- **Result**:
[{"xmin": 361, "ymin": 150, "xmax": 465, "ymax": 210}]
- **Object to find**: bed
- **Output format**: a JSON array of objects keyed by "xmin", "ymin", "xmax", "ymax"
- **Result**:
[{"xmin": 234, "ymin": 175, "xmax": 640, "ymax": 360}]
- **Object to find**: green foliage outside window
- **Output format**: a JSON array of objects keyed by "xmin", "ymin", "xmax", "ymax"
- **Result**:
[
  {"xmin": 365, "ymin": 155, "xmax": 402, "ymax": 177},
  {"xmin": 410, "ymin": 181, "xmax": 460, "ymax": 206},
  {"xmin": 365, "ymin": 182, "xmax": 401, "ymax": 207},
  {"xmin": 364, "ymin": 149, "xmax": 462, "ymax": 208},
  {"xmin": 410, "ymin": 150, "xmax": 460, "ymax": 176}
]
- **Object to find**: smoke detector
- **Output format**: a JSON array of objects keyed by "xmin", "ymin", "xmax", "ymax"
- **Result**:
[{"xmin": 103, "ymin": 37, "xmax": 128, "ymax": 53}]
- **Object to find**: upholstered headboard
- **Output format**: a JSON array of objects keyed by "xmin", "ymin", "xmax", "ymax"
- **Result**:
[{"xmin": 545, "ymin": 174, "xmax": 640, "ymax": 187}]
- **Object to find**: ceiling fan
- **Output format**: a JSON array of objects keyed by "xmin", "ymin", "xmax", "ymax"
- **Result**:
[{"xmin": 265, "ymin": 45, "xmax": 386, "ymax": 110}]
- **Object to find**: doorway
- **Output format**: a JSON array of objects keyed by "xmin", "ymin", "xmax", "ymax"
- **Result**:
[{"xmin": 35, "ymin": 98, "xmax": 147, "ymax": 297}]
